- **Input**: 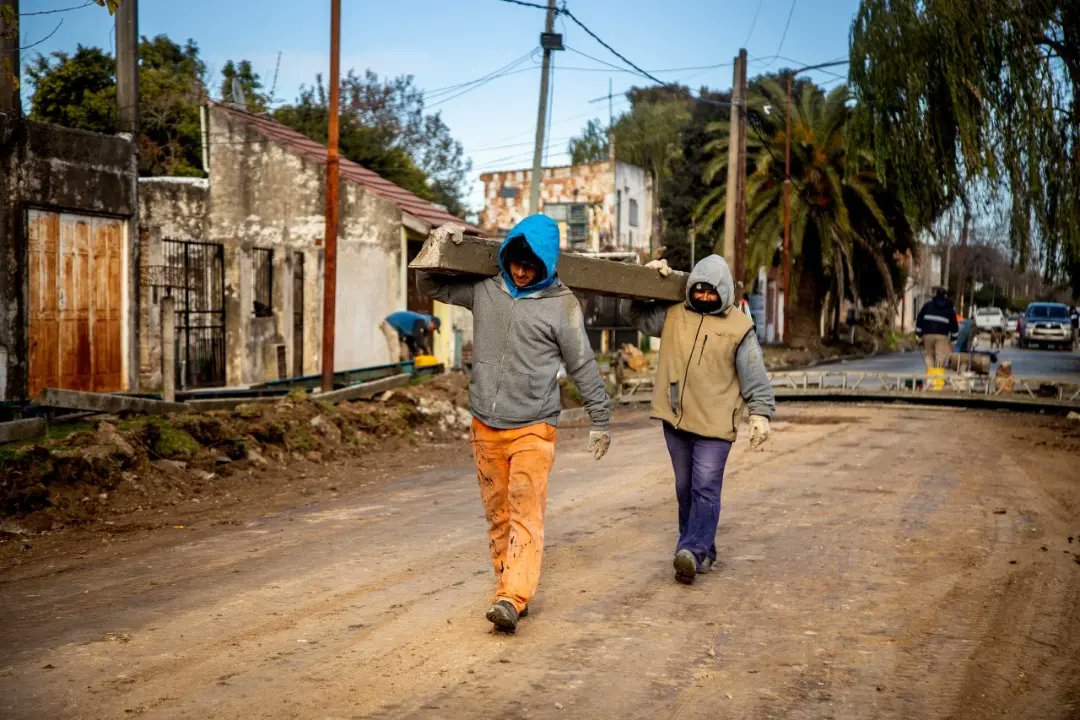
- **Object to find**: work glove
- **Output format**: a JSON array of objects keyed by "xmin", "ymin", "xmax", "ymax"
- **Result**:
[
  {"xmin": 748, "ymin": 415, "xmax": 770, "ymax": 449},
  {"xmin": 588, "ymin": 430, "xmax": 611, "ymax": 460},
  {"xmin": 644, "ymin": 259, "xmax": 673, "ymax": 277},
  {"xmin": 433, "ymin": 222, "xmax": 465, "ymax": 245}
]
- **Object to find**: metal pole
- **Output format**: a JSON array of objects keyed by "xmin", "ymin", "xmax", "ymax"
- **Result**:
[
  {"xmin": 115, "ymin": 0, "xmax": 139, "ymax": 136},
  {"xmin": 528, "ymin": 0, "xmax": 557, "ymax": 215},
  {"xmin": 320, "ymin": 0, "xmax": 341, "ymax": 393},
  {"xmin": 783, "ymin": 72, "xmax": 793, "ymax": 344},
  {"xmin": 0, "ymin": 0, "xmax": 18, "ymax": 115},
  {"xmin": 722, "ymin": 52, "xmax": 744, "ymax": 268}
]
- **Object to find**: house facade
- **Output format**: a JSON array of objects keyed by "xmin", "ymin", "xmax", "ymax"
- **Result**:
[
  {"xmin": 0, "ymin": 113, "xmax": 139, "ymax": 403},
  {"xmin": 479, "ymin": 160, "xmax": 654, "ymax": 253},
  {"xmin": 137, "ymin": 103, "xmax": 478, "ymax": 391}
]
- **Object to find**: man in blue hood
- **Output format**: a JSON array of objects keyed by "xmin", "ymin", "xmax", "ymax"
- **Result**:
[{"xmin": 417, "ymin": 215, "xmax": 612, "ymax": 633}]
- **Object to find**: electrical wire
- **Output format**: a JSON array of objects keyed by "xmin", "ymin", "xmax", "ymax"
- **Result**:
[
  {"xmin": 742, "ymin": 0, "xmax": 764, "ymax": 48},
  {"xmin": 775, "ymin": 0, "xmax": 798, "ymax": 58},
  {"xmin": 423, "ymin": 50, "xmax": 536, "ymax": 98},
  {"xmin": 19, "ymin": 1, "xmax": 93, "ymax": 15}
]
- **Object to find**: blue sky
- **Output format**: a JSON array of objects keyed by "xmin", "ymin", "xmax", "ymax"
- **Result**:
[{"xmin": 18, "ymin": 0, "xmax": 859, "ymax": 213}]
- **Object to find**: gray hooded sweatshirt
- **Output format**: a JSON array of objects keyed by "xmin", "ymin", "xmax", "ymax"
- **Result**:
[
  {"xmin": 629, "ymin": 254, "xmax": 775, "ymax": 418},
  {"xmin": 414, "ymin": 272, "xmax": 612, "ymax": 432}
]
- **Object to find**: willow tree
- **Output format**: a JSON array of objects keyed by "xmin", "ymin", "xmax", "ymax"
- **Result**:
[
  {"xmin": 696, "ymin": 79, "xmax": 913, "ymax": 347},
  {"xmin": 849, "ymin": 0, "xmax": 1080, "ymax": 293}
]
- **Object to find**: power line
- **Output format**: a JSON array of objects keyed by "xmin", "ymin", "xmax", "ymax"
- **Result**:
[
  {"xmin": 494, "ymin": 0, "xmax": 551, "ymax": 9},
  {"xmin": 775, "ymin": 0, "xmax": 798, "ymax": 58},
  {"xmin": 20, "ymin": 19, "xmax": 63, "ymax": 51},
  {"xmin": 20, "ymin": 1, "xmax": 92, "ymax": 15},
  {"xmin": 425, "ymin": 54, "xmax": 539, "ymax": 108},
  {"xmin": 742, "ymin": 0, "xmax": 764, "ymax": 48},
  {"xmin": 423, "ymin": 50, "xmax": 536, "ymax": 98}
]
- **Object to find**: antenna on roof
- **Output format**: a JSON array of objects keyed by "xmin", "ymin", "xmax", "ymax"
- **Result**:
[{"xmin": 229, "ymin": 77, "xmax": 246, "ymax": 109}]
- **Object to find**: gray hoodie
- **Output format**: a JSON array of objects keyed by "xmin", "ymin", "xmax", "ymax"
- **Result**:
[
  {"xmin": 416, "ymin": 272, "xmax": 612, "ymax": 432},
  {"xmin": 630, "ymin": 255, "xmax": 775, "ymax": 418}
]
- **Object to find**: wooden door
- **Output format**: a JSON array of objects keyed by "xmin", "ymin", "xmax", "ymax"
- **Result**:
[{"xmin": 27, "ymin": 210, "xmax": 125, "ymax": 398}]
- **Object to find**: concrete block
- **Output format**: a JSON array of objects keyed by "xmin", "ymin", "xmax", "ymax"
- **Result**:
[
  {"xmin": 34, "ymin": 388, "xmax": 188, "ymax": 415},
  {"xmin": 314, "ymin": 373, "xmax": 411, "ymax": 404},
  {"xmin": 0, "ymin": 418, "xmax": 46, "ymax": 444},
  {"xmin": 409, "ymin": 234, "xmax": 687, "ymax": 302}
]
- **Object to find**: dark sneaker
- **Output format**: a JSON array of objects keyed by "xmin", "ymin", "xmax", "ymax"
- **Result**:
[
  {"xmin": 674, "ymin": 549, "xmax": 697, "ymax": 585},
  {"xmin": 486, "ymin": 599, "xmax": 519, "ymax": 633}
]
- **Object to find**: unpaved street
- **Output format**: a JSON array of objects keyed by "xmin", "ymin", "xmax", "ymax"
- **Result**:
[{"xmin": 2, "ymin": 404, "xmax": 1079, "ymax": 719}]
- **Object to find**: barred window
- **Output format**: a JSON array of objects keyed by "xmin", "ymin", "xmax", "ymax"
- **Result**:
[{"xmin": 253, "ymin": 248, "xmax": 273, "ymax": 317}]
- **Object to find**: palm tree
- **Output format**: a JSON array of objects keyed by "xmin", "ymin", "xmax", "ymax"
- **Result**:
[{"xmin": 695, "ymin": 78, "xmax": 912, "ymax": 347}]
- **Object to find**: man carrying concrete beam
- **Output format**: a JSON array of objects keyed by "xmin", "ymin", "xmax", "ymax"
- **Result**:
[
  {"xmin": 417, "ymin": 216, "xmax": 612, "ymax": 634},
  {"xmin": 630, "ymin": 255, "xmax": 775, "ymax": 585}
]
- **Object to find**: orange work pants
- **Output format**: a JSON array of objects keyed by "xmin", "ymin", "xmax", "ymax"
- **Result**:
[{"xmin": 469, "ymin": 418, "xmax": 557, "ymax": 612}]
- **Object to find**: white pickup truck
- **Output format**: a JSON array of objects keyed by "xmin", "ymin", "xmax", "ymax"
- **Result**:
[{"xmin": 973, "ymin": 306, "xmax": 1007, "ymax": 333}]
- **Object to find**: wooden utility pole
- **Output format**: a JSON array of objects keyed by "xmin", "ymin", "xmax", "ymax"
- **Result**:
[
  {"xmin": 782, "ymin": 72, "xmax": 793, "ymax": 344},
  {"xmin": 320, "ymin": 0, "xmax": 341, "ymax": 393},
  {"xmin": 722, "ymin": 50, "xmax": 747, "ymax": 271},
  {"xmin": 528, "ymin": 0, "xmax": 557, "ymax": 215},
  {"xmin": 733, "ymin": 48, "xmax": 748, "ymax": 282},
  {"xmin": 0, "ymin": 0, "xmax": 18, "ymax": 116},
  {"xmin": 115, "ymin": 0, "xmax": 139, "ymax": 135}
]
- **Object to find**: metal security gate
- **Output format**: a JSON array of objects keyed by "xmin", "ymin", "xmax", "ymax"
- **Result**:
[
  {"xmin": 163, "ymin": 240, "xmax": 225, "ymax": 388},
  {"xmin": 293, "ymin": 252, "xmax": 304, "ymax": 377}
]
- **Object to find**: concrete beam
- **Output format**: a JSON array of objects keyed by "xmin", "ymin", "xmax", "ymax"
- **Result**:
[
  {"xmin": 34, "ymin": 388, "xmax": 188, "ymax": 415},
  {"xmin": 184, "ymin": 395, "xmax": 284, "ymax": 412},
  {"xmin": 0, "ymin": 418, "xmax": 45, "ymax": 444},
  {"xmin": 313, "ymin": 373, "xmax": 411, "ymax": 404},
  {"xmin": 408, "ymin": 233, "xmax": 687, "ymax": 302}
]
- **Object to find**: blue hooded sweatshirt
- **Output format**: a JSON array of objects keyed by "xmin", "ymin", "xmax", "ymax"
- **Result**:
[{"xmin": 497, "ymin": 214, "xmax": 561, "ymax": 298}]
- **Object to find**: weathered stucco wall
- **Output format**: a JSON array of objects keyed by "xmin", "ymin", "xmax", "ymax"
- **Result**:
[
  {"xmin": 207, "ymin": 105, "xmax": 405, "ymax": 385},
  {"xmin": 479, "ymin": 160, "xmax": 653, "ymax": 252},
  {"xmin": 0, "ymin": 115, "xmax": 137, "ymax": 402},
  {"xmin": 137, "ymin": 178, "xmax": 208, "ymax": 390}
]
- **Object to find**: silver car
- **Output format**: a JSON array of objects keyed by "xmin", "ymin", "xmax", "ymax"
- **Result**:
[{"xmin": 1019, "ymin": 302, "xmax": 1074, "ymax": 350}]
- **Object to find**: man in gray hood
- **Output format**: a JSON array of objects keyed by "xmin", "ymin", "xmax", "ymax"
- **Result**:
[
  {"xmin": 631, "ymin": 254, "xmax": 775, "ymax": 585},
  {"xmin": 417, "ymin": 215, "xmax": 612, "ymax": 633}
]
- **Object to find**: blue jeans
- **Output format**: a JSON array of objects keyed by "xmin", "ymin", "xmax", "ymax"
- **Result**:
[{"xmin": 662, "ymin": 422, "xmax": 732, "ymax": 568}]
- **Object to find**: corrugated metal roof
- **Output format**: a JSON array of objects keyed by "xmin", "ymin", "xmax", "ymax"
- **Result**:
[{"xmin": 213, "ymin": 103, "xmax": 479, "ymax": 233}]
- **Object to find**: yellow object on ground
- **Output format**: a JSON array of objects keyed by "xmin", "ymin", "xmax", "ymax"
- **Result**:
[
  {"xmin": 413, "ymin": 354, "xmax": 439, "ymax": 368},
  {"xmin": 469, "ymin": 418, "xmax": 557, "ymax": 613},
  {"xmin": 926, "ymin": 366, "xmax": 945, "ymax": 391}
]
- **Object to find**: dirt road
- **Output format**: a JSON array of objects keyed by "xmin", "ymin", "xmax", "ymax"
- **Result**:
[{"xmin": 2, "ymin": 404, "xmax": 1079, "ymax": 719}]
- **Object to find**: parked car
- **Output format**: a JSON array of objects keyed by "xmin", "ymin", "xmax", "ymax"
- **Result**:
[
  {"xmin": 1006, "ymin": 313, "xmax": 1021, "ymax": 335},
  {"xmin": 973, "ymin": 306, "xmax": 1007, "ymax": 333},
  {"xmin": 1018, "ymin": 302, "xmax": 1074, "ymax": 350}
]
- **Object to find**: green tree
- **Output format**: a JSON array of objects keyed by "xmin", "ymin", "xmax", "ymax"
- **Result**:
[
  {"xmin": 27, "ymin": 35, "xmax": 208, "ymax": 176},
  {"xmin": 849, "ymin": 0, "xmax": 1079, "ymax": 294},
  {"xmin": 272, "ymin": 75, "xmax": 432, "ymax": 203},
  {"xmin": 26, "ymin": 45, "xmax": 116, "ymax": 132},
  {"xmin": 567, "ymin": 118, "xmax": 609, "ymax": 165},
  {"xmin": 696, "ymin": 79, "xmax": 914, "ymax": 346}
]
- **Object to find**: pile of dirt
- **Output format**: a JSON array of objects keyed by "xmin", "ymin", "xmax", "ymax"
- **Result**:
[{"xmin": 0, "ymin": 373, "xmax": 472, "ymax": 532}]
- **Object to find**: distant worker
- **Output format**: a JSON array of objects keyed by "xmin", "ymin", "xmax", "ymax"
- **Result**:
[
  {"xmin": 380, "ymin": 310, "xmax": 440, "ymax": 362},
  {"xmin": 631, "ymin": 255, "xmax": 775, "ymax": 585},
  {"xmin": 417, "ymin": 216, "xmax": 612, "ymax": 634},
  {"xmin": 915, "ymin": 288, "xmax": 959, "ymax": 370}
]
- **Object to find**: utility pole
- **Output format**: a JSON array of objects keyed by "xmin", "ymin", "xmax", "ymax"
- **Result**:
[
  {"xmin": 529, "ymin": 0, "xmax": 558, "ymax": 215},
  {"xmin": 0, "ymin": 0, "xmax": 18, "ymax": 116},
  {"xmin": 734, "ymin": 49, "xmax": 748, "ymax": 283},
  {"xmin": 722, "ymin": 49, "xmax": 746, "ymax": 272},
  {"xmin": 782, "ymin": 72, "xmax": 793, "ymax": 344},
  {"xmin": 321, "ymin": 0, "xmax": 341, "ymax": 393},
  {"xmin": 689, "ymin": 220, "xmax": 697, "ymax": 270},
  {"xmin": 115, "ymin": 0, "xmax": 139, "ymax": 135}
]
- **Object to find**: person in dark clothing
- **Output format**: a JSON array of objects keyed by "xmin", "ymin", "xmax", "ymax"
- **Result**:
[
  {"xmin": 381, "ymin": 311, "xmax": 440, "ymax": 361},
  {"xmin": 915, "ymin": 288, "xmax": 959, "ymax": 369}
]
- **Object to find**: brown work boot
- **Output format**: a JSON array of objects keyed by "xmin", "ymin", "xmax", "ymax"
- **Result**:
[
  {"xmin": 486, "ymin": 599, "xmax": 519, "ymax": 633},
  {"xmin": 674, "ymin": 549, "xmax": 697, "ymax": 585}
]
